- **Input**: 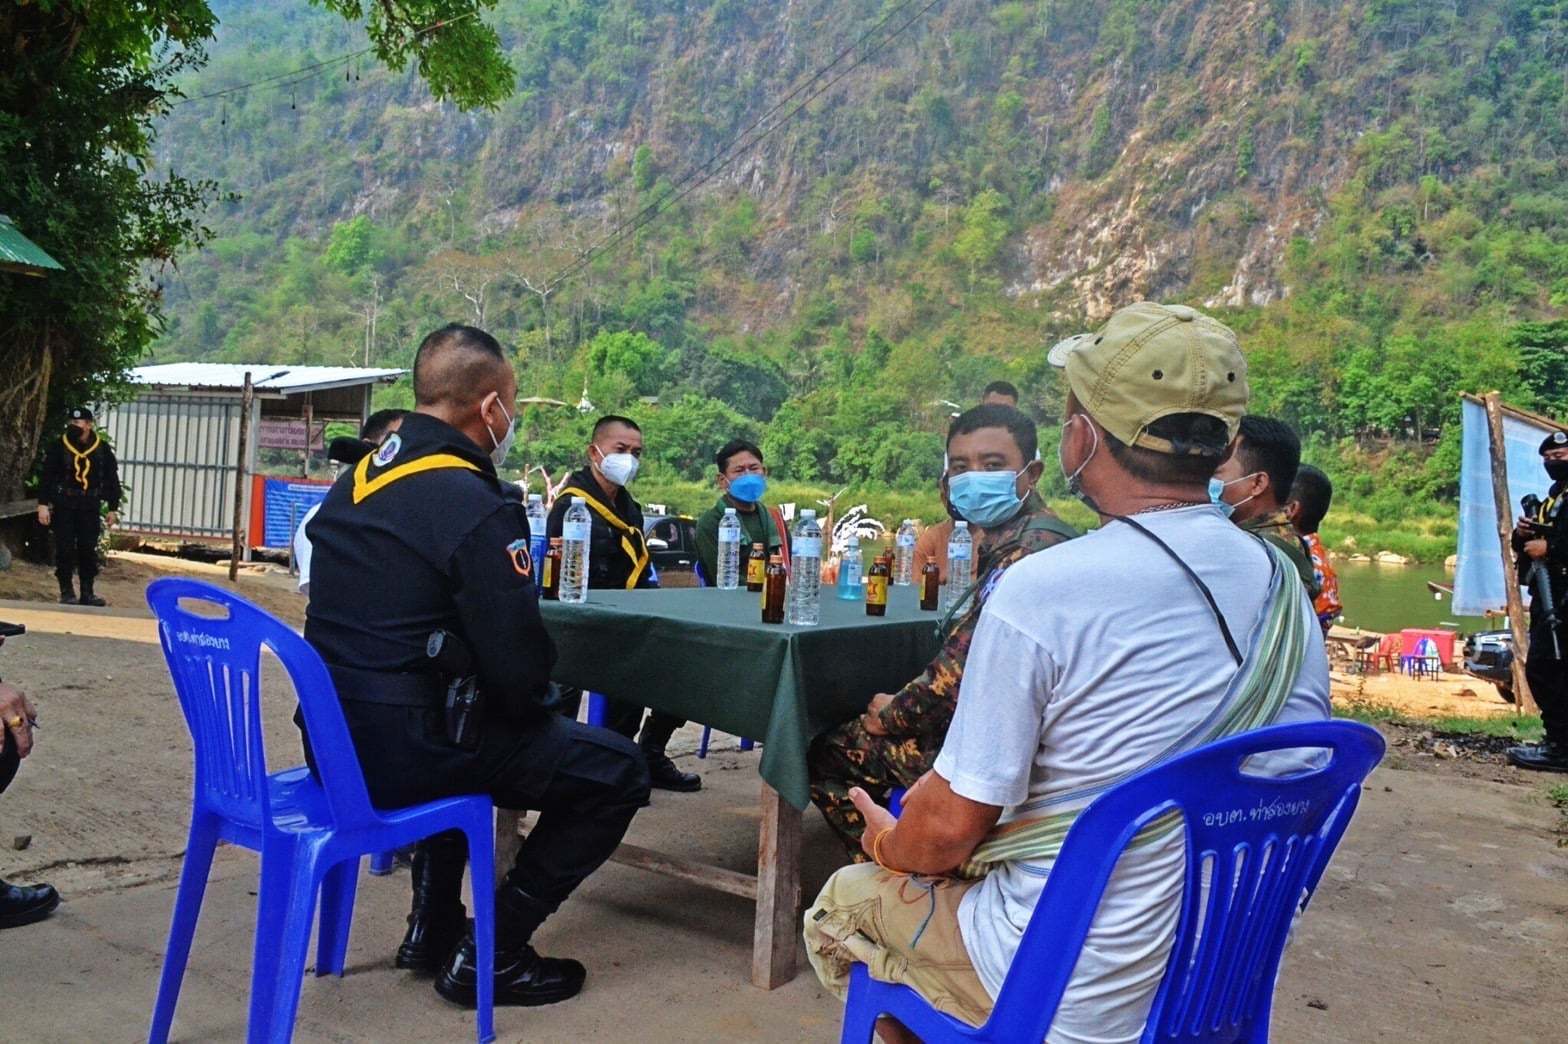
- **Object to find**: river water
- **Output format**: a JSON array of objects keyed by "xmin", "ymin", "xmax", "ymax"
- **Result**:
[{"xmin": 1334, "ymin": 561, "xmax": 1494, "ymax": 635}]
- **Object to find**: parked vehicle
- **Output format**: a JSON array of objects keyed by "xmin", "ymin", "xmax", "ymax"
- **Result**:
[
  {"xmin": 643, "ymin": 513, "xmax": 699, "ymax": 581},
  {"xmin": 1462, "ymin": 629, "xmax": 1515, "ymax": 703}
]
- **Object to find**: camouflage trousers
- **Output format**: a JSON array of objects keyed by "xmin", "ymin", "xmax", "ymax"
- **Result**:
[{"xmin": 808, "ymin": 717, "xmax": 939, "ymax": 861}]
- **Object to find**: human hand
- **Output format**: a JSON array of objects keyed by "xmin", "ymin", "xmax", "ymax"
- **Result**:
[
  {"xmin": 36, "ymin": 504, "xmax": 50, "ymax": 526},
  {"xmin": 1, "ymin": 683, "xmax": 37, "ymax": 759},
  {"xmin": 105, "ymin": 511, "xmax": 118, "ymax": 528},
  {"xmin": 850, "ymin": 787, "xmax": 897, "ymax": 862},
  {"xmin": 860, "ymin": 693, "xmax": 894, "ymax": 735},
  {"xmin": 1526, "ymin": 538, "xmax": 1549, "ymax": 560}
]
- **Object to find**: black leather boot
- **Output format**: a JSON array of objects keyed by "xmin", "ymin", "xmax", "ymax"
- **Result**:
[
  {"xmin": 57, "ymin": 576, "xmax": 76, "ymax": 605},
  {"xmin": 396, "ymin": 832, "xmax": 468, "ymax": 974},
  {"xmin": 0, "ymin": 878, "xmax": 61, "ymax": 930},
  {"xmin": 640, "ymin": 713, "xmax": 700, "ymax": 792},
  {"xmin": 1506, "ymin": 740, "xmax": 1568, "ymax": 773},
  {"xmin": 78, "ymin": 578, "xmax": 106, "ymax": 608},
  {"xmin": 435, "ymin": 882, "xmax": 585, "ymax": 1008}
]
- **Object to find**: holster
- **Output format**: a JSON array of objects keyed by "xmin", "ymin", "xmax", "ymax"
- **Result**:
[{"xmin": 427, "ymin": 630, "xmax": 484, "ymax": 752}]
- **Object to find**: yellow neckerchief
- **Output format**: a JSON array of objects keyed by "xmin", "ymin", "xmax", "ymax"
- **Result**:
[
  {"xmin": 351, "ymin": 451, "xmax": 479, "ymax": 504},
  {"xmin": 559, "ymin": 484, "xmax": 650, "ymax": 589},
  {"xmin": 63, "ymin": 432, "xmax": 101, "ymax": 491},
  {"xmin": 1538, "ymin": 494, "xmax": 1560, "ymax": 525}
]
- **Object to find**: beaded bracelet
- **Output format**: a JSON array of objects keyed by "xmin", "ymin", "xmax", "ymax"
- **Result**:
[{"xmin": 871, "ymin": 827, "xmax": 895, "ymax": 871}]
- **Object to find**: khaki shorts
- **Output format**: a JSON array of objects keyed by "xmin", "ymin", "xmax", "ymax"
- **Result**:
[{"xmin": 803, "ymin": 863, "xmax": 994, "ymax": 1028}]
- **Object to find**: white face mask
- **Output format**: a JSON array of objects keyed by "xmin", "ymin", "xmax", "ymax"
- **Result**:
[
  {"xmin": 484, "ymin": 398, "xmax": 515, "ymax": 469},
  {"xmin": 594, "ymin": 445, "xmax": 640, "ymax": 487}
]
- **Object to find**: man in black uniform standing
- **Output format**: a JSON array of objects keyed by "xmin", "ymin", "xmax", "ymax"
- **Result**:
[
  {"xmin": 302, "ymin": 324, "xmax": 649, "ymax": 1009},
  {"xmin": 547, "ymin": 416, "xmax": 701, "ymax": 792},
  {"xmin": 36, "ymin": 407, "xmax": 122, "ymax": 606},
  {"xmin": 1509, "ymin": 430, "xmax": 1568, "ymax": 773}
]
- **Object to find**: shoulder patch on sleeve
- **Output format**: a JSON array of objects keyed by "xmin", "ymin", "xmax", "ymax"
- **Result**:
[{"xmin": 507, "ymin": 538, "xmax": 534, "ymax": 578}]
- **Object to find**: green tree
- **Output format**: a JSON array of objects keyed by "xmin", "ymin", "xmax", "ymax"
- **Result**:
[
  {"xmin": 586, "ymin": 330, "xmax": 673, "ymax": 395},
  {"xmin": 952, "ymin": 189, "xmax": 1010, "ymax": 288},
  {"xmin": 323, "ymin": 215, "xmax": 384, "ymax": 274}
]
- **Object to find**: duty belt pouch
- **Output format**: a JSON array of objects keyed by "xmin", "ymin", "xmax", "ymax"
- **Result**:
[{"xmin": 427, "ymin": 630, "xmax": 484, "ymax": 751}]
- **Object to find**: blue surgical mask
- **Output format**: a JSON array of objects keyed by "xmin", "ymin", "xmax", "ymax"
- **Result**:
[
  {"xmin": 1208, "ymin": 474, "xmax": 1259, "ymax": 519},
  {"xmin": 948, "ymin": 470, "xmax": 1027, "ymax": 528},
  {"xmin": 728, "ymin": 473, "xmax": 767, "ymax": 504}
]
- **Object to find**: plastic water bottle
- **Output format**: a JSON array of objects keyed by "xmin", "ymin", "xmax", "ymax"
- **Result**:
[
  {"xmin": 559, "ymin": 497, "xmax": 591, "ymax": 604},
  {"xmin": 942, "ymin": 520, "xmax": 973, "ymax": 615},
  {"xmin": 836, "ymin": 533, "xmax": 863, "ymax": 600},
  {"xmin": 526, "ymin": 494, "xmax": 548, "ymax": 571},
  {"xmin": 893, "ymin": 519, "xmax": 917, "ymax": 585},
  {"xmin": 787, "ymin": 509, "xmax": 822, "ymax": 625},
  {"xmin": 717, "ymin": 507, "xmax": 743, "ymax": 590}
]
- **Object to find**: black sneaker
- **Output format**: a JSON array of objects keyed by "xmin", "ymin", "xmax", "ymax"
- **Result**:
[
  {"xmin": 0, "ymin": 879, "xmax": 61, "ymax": 930},
  {"xmin": 1505, "ymin": 741, "xmax": 1568, "ymax": 773},
  {"xmin": 646, "ymin": 752, "xmax": 701, "ymax": 792},
  {"xmin": 435, "ymin": 937, "xmax": 586, "ymax": 1008}
]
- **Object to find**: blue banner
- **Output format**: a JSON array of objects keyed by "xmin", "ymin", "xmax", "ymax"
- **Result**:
[
  {"xmin": 261, "ymin": 478, "xmax": 331, "ymax": 549},
  {"xmin": 1453, "ymin": 398, "xmax": 1557, "ymax": 616}
]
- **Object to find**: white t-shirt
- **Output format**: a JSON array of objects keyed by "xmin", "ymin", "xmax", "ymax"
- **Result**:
[
  {"xmin": 933, "ymin": 505, "xmax": 1330, "ymax": 1043},
  {"xmin": 293, "ymin": 503, "xmax": 321, "ymax": 595}
]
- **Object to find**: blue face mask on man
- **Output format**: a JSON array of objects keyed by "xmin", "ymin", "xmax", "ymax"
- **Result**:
[
  {"xmin": 728, "ymin": 473, "xmax": 767, "ymax": 504},
  {"xmin": 1208, "ymin": 474, "xmax": 1259, "ymax": 519},
  {"xmin": 948, "ymin": 470, "xmax": 1029, "ymax": 528}
]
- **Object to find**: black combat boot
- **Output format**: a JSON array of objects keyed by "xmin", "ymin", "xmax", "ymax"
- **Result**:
[
  {"xmin": 435, "ymin": 882, "xmax": 585, "ymax": 1008},
  {"xmin": 56, "ymin": 576, "xmax": 76, "ymax": 605},
  {"xmin": 77, "ymin": 578, "xmax": 106, "ymax": 607},
  {"xmin": 396, "ymin": 832, "xmax": 469, "ymax": 974},
  {"xmin": 78, "ymin": 552, "xmax": 106, "ymax": 606},
  {"xmin": 0, "ymin": 878, "xmax": 61, "ymax": 930},
  {"xmin": 1506, "ymin": 740, "xmax": 1568, "ymax": 773},
  {"xmin": 639, "ymin": 712, "xmax": 700, "ymax": 792}
]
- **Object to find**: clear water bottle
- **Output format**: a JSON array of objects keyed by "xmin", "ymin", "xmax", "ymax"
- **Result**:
[
  {"xmin": 560, "ymin": 497, "xmax": 592, "ymax": 604},
  {"xmin": 717, "ymin": 507, "xmax": 743, "ymax": 590},
  {"xmin": 526, "ymin": 493, "xmax": 548, "ymax": 571},
  {"xmin": 787, "ymin": 509, "xmax": 822, "ymax": 625},
  {"xmin": 942, "ymin": 520, "xmax": 973, "ymax": 615},
  {"xmin": 836, "ymin": 533, "xmax": 863, "ymax": 600},
  {"xmin": 893, "ymin": 518, "xmax": 917, "ymax": 585}
]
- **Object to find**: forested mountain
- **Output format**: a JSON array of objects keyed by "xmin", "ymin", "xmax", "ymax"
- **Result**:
[{"xmin": 147, "ymin": 0, "xmax": 1568, "ymax": 551}]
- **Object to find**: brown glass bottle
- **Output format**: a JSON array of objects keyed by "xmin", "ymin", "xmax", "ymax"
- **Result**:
[
  {"xmin": 542, "ymin": 538, "xmax": 563, "ymax": 600},
  {"xmin": 919, "ymin": 554, "xmax": 940, "ymax": 610},
  {"xmin": 761, "ymin": 554, "xmax": 787, "ymax": 623},
  {"xmin": 865, "ymin": 554, "xmax": 891, "ymax": 617},
  {"xmin": 746, "ymin": 542, "xmax": 767, "ymax": 592}
]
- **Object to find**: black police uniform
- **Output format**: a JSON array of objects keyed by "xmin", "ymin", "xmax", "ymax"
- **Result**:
[
  {"xmin": 545, "ymin": 467, "xmax": 690, "ymax": 767},
  {"xmin": 37, "ymin": 414, "xmax": 122, "ymax": 604},
  {"xmin": 301, "ymin": 413, "xmax": 649, "ymax": 991},
  {"xmin": 1512, "ymin": 447, "xmax": 1568, "ymax": 769}
]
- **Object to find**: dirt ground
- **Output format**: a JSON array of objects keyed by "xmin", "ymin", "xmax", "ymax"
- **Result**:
[{"xmin": 1, "ymin": 552, "xmax": 1566, "ymax": 1040}]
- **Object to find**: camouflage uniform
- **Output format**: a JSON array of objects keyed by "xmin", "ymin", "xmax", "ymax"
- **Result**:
[
  {"xmin": 807, "ymin": 494, "xmax": 1078, "ymax": 859},
  {"xmin": 1241, "ymin": 509, "xmax": 1321, "ymax": 601}
]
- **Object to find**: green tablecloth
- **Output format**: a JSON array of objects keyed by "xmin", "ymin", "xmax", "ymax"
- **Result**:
[{"xmin": 539, "ymin": 586, "xmax": 941, "ymax": 809}]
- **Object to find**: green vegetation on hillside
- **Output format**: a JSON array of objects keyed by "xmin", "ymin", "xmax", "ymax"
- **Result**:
[{"xmin": 140, "ymin": 1, "xmax": 1568, "ymax": 559}]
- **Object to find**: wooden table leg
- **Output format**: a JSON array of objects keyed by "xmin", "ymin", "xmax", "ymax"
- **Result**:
[
  {"xmin": 751, "ymin": 781, "xmax": 802, "ymax": 989},
  {"xmin": 494, "ymin": 808, "xmax": 523, "ymax": 886}
]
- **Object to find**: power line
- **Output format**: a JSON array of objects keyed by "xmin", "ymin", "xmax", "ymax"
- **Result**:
[
  {"xmin": 541, "ymin": 0, "xmax": 947, "ymax": 295},
  {"xmin": 173, "ymin": 12, "xmax": 479, "ymax": 105}
]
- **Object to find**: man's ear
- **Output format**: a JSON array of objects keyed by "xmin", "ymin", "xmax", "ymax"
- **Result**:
[{"xmin": 1020, "ymin": 458, "xmax": 1045, "ymax": 489}]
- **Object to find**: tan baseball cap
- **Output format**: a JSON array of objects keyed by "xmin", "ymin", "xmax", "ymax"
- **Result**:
[{"xmin": 1048, "ymin": 301, "xmax": 1248, "ymax": 455}]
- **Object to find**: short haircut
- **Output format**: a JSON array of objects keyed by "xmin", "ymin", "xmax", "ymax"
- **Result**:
[
  {"xmin": 947, "ymin": 404, "xmax": 1037, "ymax": 462},
  {"xmin": 715, "ymin": 438, "xmax": 764, "ymax": 473},
  {"xmin": 412, "ymin": 324, "xmax": 508, "ymax": 408},
  {"xmin": 360, "ymin": 409, "xmax": 406, "ymax": 443},
  {"xmin": 1235, "ymin": 415, "xmax": 1301, "ymax": 502},
  {"xmin": 1289, "ymin": 464, "xmax": 1334, "ymax": 534},
  {"xmin": 1098, "ymin": 407, "xmax": 1233, "ymax": 484},
  {"xmin": 592, "ymin": 414, "xmax": 642, "ymax": 439},
  {"xmin": 982, "ymin": 380, "xmax": 1020, "ymax": 402}
]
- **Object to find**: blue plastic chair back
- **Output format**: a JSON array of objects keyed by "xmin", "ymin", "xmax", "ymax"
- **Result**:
[
  {"xmin": 147, "ymin": 577, "xmax": 376, "ymax": 835},
  {"xmin": 841, "ymin": 720, "xmax": 1384, "ymax": 1043}
]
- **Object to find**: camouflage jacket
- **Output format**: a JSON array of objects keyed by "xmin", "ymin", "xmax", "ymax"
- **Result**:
[
  {"xmin": 876, "ymin": 494, "xmax": 1078, "ymax": 741},
  {"xmin": 1242, "ymin": 510, "xmax": 1321, "ymax": 602}
]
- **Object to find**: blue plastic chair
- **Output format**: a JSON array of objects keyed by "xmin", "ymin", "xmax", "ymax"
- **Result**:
[
  {"xmin": 145, "ymin": 579, "xmax": 496, "ymax": 1044},
  {"xmin": 839, "ymin": 720, "xmax": 1385, "ymax": 1043}
]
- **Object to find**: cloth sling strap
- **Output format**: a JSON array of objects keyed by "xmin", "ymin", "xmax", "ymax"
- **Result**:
[
  {"xmin": 351, "ymin": 451, "xmax": 479, "ymax": 505},
  {"xmin": 559, "ymin": 485, "xmax": 651, "ymax": 589},
  {"xmin": 63, "ymin": 433, "xmax": 102, "ymax": 492},
  {"xmin": 955, "ymin": 536, "xmax": 1312, "ymax": 879}
]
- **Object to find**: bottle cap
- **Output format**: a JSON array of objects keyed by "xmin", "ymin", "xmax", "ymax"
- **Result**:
[
  {"xmin": 571, "ymin": 496, "xmax": 585, "ymax": 505},
  {"xmin": 753, "ymin": 542, "xmax": 765, "ymax": 549},
  {"xmin": 801, "ymin": 509, "xmax": 816, "ymax": 519},
  {"xmin": 769, "ymin": 554, "xmax": 783, "ymax": 563},
  {"xmin": 528, "ymin": 493, "xmax": 542, "ymax": 503},
  {"xmin": 724, "ymin": 506, "xmax": 737, "ymax": 515},
  {"xmin": 550, "ymin": 537, "xmax": 562, "ymax": 546},
  {"xmin": 955, "ymin": 520, "xmax": 968, "ymax": 529}
]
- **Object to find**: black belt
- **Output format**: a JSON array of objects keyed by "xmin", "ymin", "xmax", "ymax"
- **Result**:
[{"xmin": 328, "ymin": 663, "xmax": 441, "ymax": 708}]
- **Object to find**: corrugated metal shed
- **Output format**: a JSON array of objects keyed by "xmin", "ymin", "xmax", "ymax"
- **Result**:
[
  {"xmin": 130, "ymin": 363, "xmax": 405, "ymax": 395},
  {"xmin": 0, "ymin": 214, "xmax": 64, "ymax": 276}
]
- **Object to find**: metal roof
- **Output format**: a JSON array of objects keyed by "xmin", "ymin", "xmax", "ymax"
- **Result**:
[
  {"xmin": 129, "ymin": 363, "xmax": 406, "ymax": 396},
  {"xmin": 0, "ymin": 214, "xmax": 64, "ymax": 276}
]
